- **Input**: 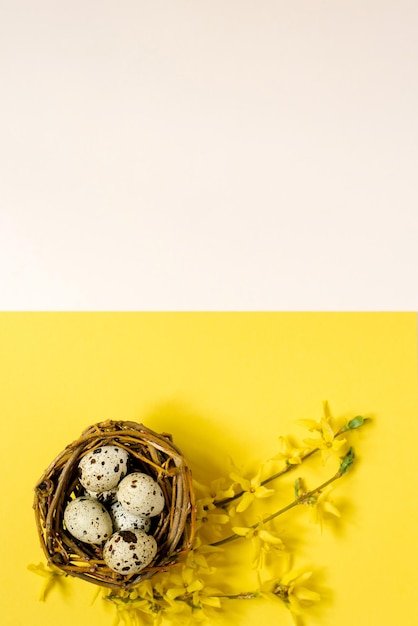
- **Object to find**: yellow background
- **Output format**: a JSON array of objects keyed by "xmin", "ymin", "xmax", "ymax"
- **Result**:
[{"xmin": 0, "ymin": 313, "xmax": 417, "ymax": 625}]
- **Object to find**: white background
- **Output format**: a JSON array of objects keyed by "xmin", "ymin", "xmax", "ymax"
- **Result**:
[{"xmin": 1, "ymin": 1, "xmax": 417, "ymax": 310}]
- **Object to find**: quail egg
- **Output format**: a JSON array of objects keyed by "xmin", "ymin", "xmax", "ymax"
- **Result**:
[
  {"xmin": 110, "ymin": 501, "xmax": 152, "ymax": 532},
  {"xmin": 78, "ymin": 445, "xmax": 129, "ymax": 492},
  {"xmin": 63, "ymin": 496, "xmax": 113, "ymax": 544},
  {"xmin": 117, "ymin": 472, "xmax": 165, "ymax": 517},
  {"xmin": 103, "ymin": 529, "xmax": 157, "ymax": 574},
  {"xmin": 85, "ymin": 487, "xmax": 118, "ymax": 505}
]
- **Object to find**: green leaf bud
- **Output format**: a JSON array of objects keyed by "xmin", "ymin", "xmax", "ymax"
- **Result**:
[
  {"xmin": 347, "ymin": 416, "xmax": 366, "ymax": 429},
  {"xmin": 339, "ymin": 447, "xmax": 355, "ymax": 474}
]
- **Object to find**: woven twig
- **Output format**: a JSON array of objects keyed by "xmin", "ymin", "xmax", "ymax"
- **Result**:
[{"xmin": 33, "ymin": 420, "xmax": 196, "ymax": 590}]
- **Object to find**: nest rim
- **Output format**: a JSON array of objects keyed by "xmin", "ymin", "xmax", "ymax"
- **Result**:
[{"xmin": 33, "ymin": 420, "xmax": 196, "ymax": 590}]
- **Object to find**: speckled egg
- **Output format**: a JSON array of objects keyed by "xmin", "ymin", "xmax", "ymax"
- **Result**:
[
  {"xmin": 63, "ymin": 496, "xmax": 113, "ymax": 544},
  {"xmin": 78, "ymin": 445, "xmax": 129, "ymax": 492},
  {"xmin": 117, "ymin": 472, "xmax": 165, "ymax": 517},
  {"xmin": 110, "ymin": 501, "xmax": 152, "ymax": 533},
  {"xmin": 103, "ymin": 529, "xmax": 157, "ymax": 574},
  {"xmin": 85, "ymin": 487, "xmax": 118, "ymax": 505}
]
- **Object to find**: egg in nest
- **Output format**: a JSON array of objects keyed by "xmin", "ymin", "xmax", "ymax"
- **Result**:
[
  {"xmin": 63, "ymin": 496, "xmax": 113, "ymax": 544},
  {"xmin": 110, "ymin": 501, "xmax": 152, "ymax": 532},
  {"xmin": 116, "ymin": 472, "xmax": 165, "ymax": 517},
  {"xmin": 78, "ymin": 445, "xmax": 129, "ymax": 492},
  {"xmin": 103, "ymin": 529, "xmax": 157, "ymax": 574}
]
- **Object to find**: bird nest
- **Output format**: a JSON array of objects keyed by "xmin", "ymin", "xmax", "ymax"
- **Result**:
[{"xmin": 33, "ymin": 420, "xmax": 196, "ymax": 590}]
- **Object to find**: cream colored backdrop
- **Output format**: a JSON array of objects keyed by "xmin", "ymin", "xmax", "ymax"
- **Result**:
[{"xmin": 1, "ymin": 1, "xmax": 418, "ymax": 309}]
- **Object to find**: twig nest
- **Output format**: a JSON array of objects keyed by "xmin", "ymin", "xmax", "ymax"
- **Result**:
[{"xmin": 33, "ymin": 420, "xmax": 196, "ymax": 590}]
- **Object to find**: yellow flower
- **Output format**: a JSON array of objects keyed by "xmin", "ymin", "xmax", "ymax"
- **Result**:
[
  {"xmin": 270, "ymin": 569, "xmax": 320, "ymax": 617},
  {"xmin": 195, "ymin": 497, "xmax": 230, "ymax": 538},
  {"xmin": 185, "ymin": 536, "xmax": 222, "ymax": 573},
  {"xmin": 163, "ymin": 566, "xmax": 223, "ymax": 621},
  {"xmin": 193, "ymin": 477, "xmax": 234, "ymax": 539},
  {"xmin": 165, "ymin": 567, "xmax": 204, "ymax": 601},
  {"xmin": 274, "ymin": 436, "xmax": 307, "ymax": 465},
  {"xmin": 193, "ymin": 477, "xmax": 235, "ymax": 503},
  {"xmin": 232, "ymin": 521, "xmax": 285, "ymax": 569},
  {"xmin": 229, "ymin": 468, "xmax": 275, "ymax": 513},
  {"xmin": 298, "ymin": 400, "xmax": 334, "ymax": 433},
  {"xmin": 305, "ymin": 486, "xmax": 341, "ymax": 528},
  {"xmin": 107, "ymin": 588, "xmax": 159, "ymax": 625},
  {"xmin": 303, "ymin": 418, "xmax": 346, "ymax": 462},
  {"xmin": 27, "ymin": 562, "xmax": 66, "ymax": 601},
  {"xmin": 127, "ymin": 579, "xmax": 155, "ymax": 602}
]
